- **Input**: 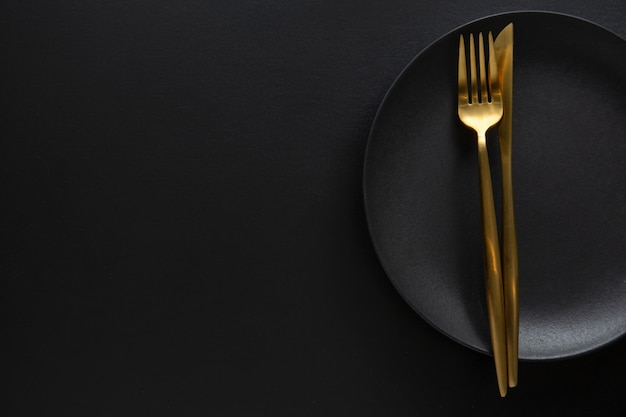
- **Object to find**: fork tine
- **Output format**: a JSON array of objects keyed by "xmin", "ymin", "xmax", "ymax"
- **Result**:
[
  {"xmin": 458, "ymin": 35, "xmax": 468, "ymax": 104},
  {"xmin": 488, "ymin": 32, "xmax": 501, "ymax": 101},
  {"xmin": 479, "ymin": 33, "xmax": 488, "ymax": 103},
  {"xmin": 469, "ymin": 33, "xmax": 478, "ymax": 104}
]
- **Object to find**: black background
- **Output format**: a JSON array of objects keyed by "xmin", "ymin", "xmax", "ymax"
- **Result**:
[{"xmin": 2, "ymin": 1, "xmax": 625, "ymax": 415}]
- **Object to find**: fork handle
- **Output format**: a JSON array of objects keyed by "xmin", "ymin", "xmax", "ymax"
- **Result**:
[{"xmin": 477, "ymin": 132, "xmax": 508, "ymax": 397}]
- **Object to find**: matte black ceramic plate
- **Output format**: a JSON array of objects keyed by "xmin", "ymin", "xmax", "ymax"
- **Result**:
[{"xmin": 364, "ymin": 12, "xmax": 626, "ymax": 360}]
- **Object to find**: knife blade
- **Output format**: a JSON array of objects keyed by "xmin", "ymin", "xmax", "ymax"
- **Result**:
[{"xmin": 494, "ymin": 23, "xmax": 519, "ymax": 389}]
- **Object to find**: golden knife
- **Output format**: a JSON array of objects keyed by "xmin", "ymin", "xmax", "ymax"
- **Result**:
[{"xmin": 494, "ymin": 23, "xmax": 519, "ymax": 388}]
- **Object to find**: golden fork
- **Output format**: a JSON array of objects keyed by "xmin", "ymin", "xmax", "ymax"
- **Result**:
[{"xmin": 457, "ymin": 32, "xmax": 507, "ymax": 397}]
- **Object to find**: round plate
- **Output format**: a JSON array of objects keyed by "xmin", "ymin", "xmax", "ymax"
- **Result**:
[{"xmin": 364, "ymin": 12, "xmax": 626, "ymax": 360}]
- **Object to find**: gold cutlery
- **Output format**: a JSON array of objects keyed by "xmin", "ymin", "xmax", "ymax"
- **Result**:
[
  {"xmin": 495, "ymin": 23, "xmax": 519, "ymax": 389},
  {"xmin": 457, "ymin": 32, "xmax": 507, "ymax": 397}
]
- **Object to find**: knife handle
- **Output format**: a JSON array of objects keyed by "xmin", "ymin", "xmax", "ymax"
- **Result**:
[
  {"xmin": 501, "ymin": 150, "xmax": 519, "ymax": 388},
  {"xmin": 477, "ymin": 133, "xmax": 508, "ymax": 397}
]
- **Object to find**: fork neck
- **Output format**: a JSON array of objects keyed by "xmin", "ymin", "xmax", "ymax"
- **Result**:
[{"xmin": 476, "ymin": 130, "xmax": 488, "ymax": 149}]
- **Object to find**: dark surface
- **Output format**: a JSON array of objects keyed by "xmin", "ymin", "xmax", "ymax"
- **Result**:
[
  {"xmin": 364, "ymin": 12, "xmax": 626, "ymax": 360},
  {"xmin": 1, "ymin": 1, "xmax": 625, "ymax": 416}
]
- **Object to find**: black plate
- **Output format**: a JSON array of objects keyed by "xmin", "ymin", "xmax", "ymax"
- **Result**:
[{"xmin": 364, "ymin": 12, "xmax": 626, "ymax": 360}]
